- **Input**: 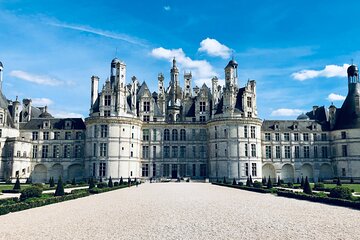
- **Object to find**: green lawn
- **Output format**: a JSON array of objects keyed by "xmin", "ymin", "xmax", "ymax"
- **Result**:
[
  {"xmin": 307, "ymin": 183, "xmax": 360, "ymax": 192},
  {"xmin": 0, "ymin": 184, "xmax": 32, "ymax": 192}
]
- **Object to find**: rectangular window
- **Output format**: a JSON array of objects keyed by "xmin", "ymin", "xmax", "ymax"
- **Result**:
[
  {"xmin": 304, "ymin": 146, "xmax": 310, "ymax": 158},
  {"xmin": 192, "ymin": 164, "xmax": 196, "ymax": 176},
  {"xmin": 314, "ymin": 146, "xmax": 318, "ymax": 158},
  {"xmin": 143, "ymin": 101, "xmax": 150, "ymax": 112},
  {"xmin": 294, "ymin": 133, "xmax": 299, "ymax": 141},
  {"xmin": 247, "ymin": 112, "xmax": 252, "ymax": 118},
  {"xmin": 65, "ymin": 131, "xmax": 71, "ymax": 140},
  {"xmin": 247, "ymin": 97, "xmax": 252, "ymax": 108},
  {"xmin": 275, "ymin": 146, "xmax": 281, "ymax": 158},
  {"xmin": 43, "ymin": 132, "xmax": 49, "ymax": 140},
  {"xmin": 93, "ymin": 126, "xmax": 98, "ymax": 138},
  {"xmin": 153, "ymin": 129, "xmax": 157, "ymax": 141},
  {"xmin": 199, "ymin": 129, "xmax": 206, "ymax": 140},
  {"xmin": 142, "ymin": 145, "xmax": 149, "ymax": 159},
  {"xmin": 341, "ymin": 131, "xmax": 347, "ymax": 139},
  {"xmin": 93, "ymin": 143, "xmax": 97, "ymax": 157},
  {"xmin": 92, "ymin": 163, "xmax": 96, "ymax": 177},
  {"xmin": 104, "ymin": 95, "xmax": 111, "ymax": 106},
  {"xmin": 64, "ymin": 145, "xmax": 71, "ymax": 158},
  {"xmin": 321, "ymin": 133, "xmax": 327, "ymax": 141},
  {"xmin": 244, "ymin": 126, "xmax": 248, "ymax": 138},
  {"xmin": 342, "ymin": 145, "xmax": 348, "ymax": 157},
  {"xmin": 143, "ymin": 115, "xmax": 150, "ymax": 122},
  {"xmin": 342, "ymin": 168, "xmax": 346, "ymax": 177},
  {"xmin": 100, "ymin": 125, "xmax": 108, "ymax": 138},
  {"xmin": 180, "ymin": 146, "xmax": 186, "ymax": 158},
  {"xmin": 199, "ymin": 116, "xmax": 206, "ymax": 122},
  {"xmin": 192, "ymin": 146, "xmax": 196, "ymax": 158},
  {"xmin": 142, "ymin": 164, "xmax": 149, "ymax": 177},
  {"xmin": 200, "ymin": 146, "xmax": 206, "ymax": 158},
  {"xmin": 153, "ymin": 163, "xmax": 156, "ymax": 177},
  {"xmin": 284, "ymin": 133, "xmax": 290, "ymax": 141},
  {"xmin": 153, "ymin": 146, "xmax": 156, "ymax": 158},
  {"xmin": 200, "ymin": 164, "xmax": 206, "ymax": 177},
  {"xmin": 265, "ymin": 145, "xmax": 271, "ymax": 158},
  {"xmin": 172, "ymin": 146, "xmax": 178, "ymax": 158},
  {"xmin": 76, "ymin": 132, "xmax": 82, "ymax": 140},
  {"xmin": 303, "ymin": 133, "xmax": 309, "ymax": 141},
  {"xmin": 164, "ymin": 146, "xmax": 170, "ymax": 158},
  {"xmin": 245, "ymin": 143, "xmax": 248, "ymax": 157},
  {"xmin": 53, "ymin": 145, "xmax": 60, "ymax": 158},
  {"xmin": 251, "ymin": 144, "xmax": 256, "ymax": 157},
  {"xmin": 32, "ymin": 132, "xmax": 38, "ymax": 140},
  {"xmin": 104, "ymin": 110, "xmax": 110, "ymax": 117},
  {"xmin": 99, "ymin": 162, "xmax": 106, "ymax": 177},
  {"xmin": 284, "ymin": 146, "xmax": 291, "ymax": 158},
  {"xmin": 75, "ymin": 145, "xmax": 81, "ymax": 158},
  {"xmin": 265, "ymin": 133, "xmax": 271, "ymax": 141},
  {"xmin": 275, "ymin": 133, "xmax": 280, "ymax": 141},
  {"xmin": 295, "ymin": 146, "xmax": 300, "ymax": 158},
  {"xmin": 42, "ymin": 145, "xmax": 48, "ymax": 158},
  {"xmin": 54, "ymin": 131, "xmax": 60, "ymax": 140},
  {"xmin": 245, "ymin": 163, "xmax": 249, "ymax": 176},
  {"xmin": 250, "ymin": 126, "xmax": 256, "ymax": 138},
  {"xmin": 143, "ymin": 129, "xmax": 150, "ymax": 141},
  {"xmin": 322, "ymin": 146, "xmax": 328, "ymax": 158},
  {"xmin": 199, "ymin": 101, "xmax": 206, "ymax": 112},
  {"xmin": 313, "ymin": 133, "xmax": 317, "ymax": 141},
  {"xmin": 0, "ymin": 129, "xmax": 2, "ymax": 137},
  {"xmin": 100, "ymin": 143, "xmax": 107, "ymax": 157},
  {"xmin": 163, "ymin": 164, "xmax": 170, "ymax": 176},
  {"xmin": 252, "ymin": 163, "xmax": 257, "ymax": 176}
]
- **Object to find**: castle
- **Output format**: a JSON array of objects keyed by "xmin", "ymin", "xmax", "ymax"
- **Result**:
[{"xmin": 0, "ymin": 58, "xmax": 359, "ymax": 183}]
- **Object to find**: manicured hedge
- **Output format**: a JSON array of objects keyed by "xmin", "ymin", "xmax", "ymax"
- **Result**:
[
  {"xmin": 277, "ymin": 190, "xmax": 360, "ymax": 210},
  {"xmin": 89, "ymin": 184, "xmax": 129, "ymax": 194},
  {"xmin": 212, "ymin": 183, "xmax": 277, "ymax": 194},
  {"xmin": 1, "ymin": 189, "xmax": 21, "ymax": 193}
]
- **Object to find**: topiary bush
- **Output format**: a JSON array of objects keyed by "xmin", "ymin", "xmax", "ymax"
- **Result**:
[
  {"xmin": 32, "ymin": 183, "xmax": 44, "ymax": 189},
  {"xmin": 13, "ymin": 176, "xmax": 21, "ymax": 190},
  {"xmin": 89, "ymin": 178, "xmax": 95, "ymax": 189},
  {"xmin": 249, "ymin": 176, "xmax": 253, "ymax": 185},
  {"xmin": 54, "ymin": 177, "xmax": 65, "ymax": 196},
  {"xmin": 277, "ymin": 176, "xmax": 281, "ymax": 186},
  {"xmin": 246, "ymin": 177, "xmax": 250, "ymax": 187},
  {"xmin": 253, "ymin": 181, "xmax": 262, "ymax": 189},
  {"xmin": 120, "ymin": 176, "xmax": 124, "ymax": 185},
  {"xmin": 267, "ymin": 176, "xmax": 273, "ymax": 189},
  {"xmin": 287, "ymin": 182, "xmax": 293, "ymax": 188},
  {"xmin": 300, "ymin": 176, "xmax": 304, "ymax": 188},
  {"xmin": 330, "ymin": 186, "xmax": 353, "ymax": 200},
  {"xmin": 262, "ymin": 177, "xmax": 266, "ymax": 186},
  {"xmin": 238, "ymin": 181, "xmax": 244, "ymax": 186},
  {"xmin": 97, "ymin": 182, "xmax": 108, "ymax": 188},
  {"xmin": 114, "ymin": 181, "xmax": 119, "ymax": 187},
  {"xmin": 232, "ymin": 178, "xmax": 237, "ymax": 185},
  {"xmin": 71, "ymin": 178, "xmax": 76, "ymax": 185},
  {"xmin": 336, "ymin": 177, "xmax": 342, "ymax": 186},
  {"xmin": 49, "ymin": 177, "xmax": 55, "ymax": 188},
  {"xmin": 108, "ymin": 176, "xmax": 113, "ymax": 188},
  {"xmin": 223, "ymin": 176, "xmax": 227, "ymax": 184},
  {"xmin": 303, "ymin": 176, "xmax": 312, "ymax": 195},
  {"xmin": 20, "ymin": 186, "xmax": 42, "ymax": 201},
  {"xmin": 314, "ymin": 182, "xmax": 325, "ymax": 190}
]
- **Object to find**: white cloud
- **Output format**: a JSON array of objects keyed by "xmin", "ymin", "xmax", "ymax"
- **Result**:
[
  {"xmin": 31, "ymin": 98, "xmax": 53, "ymax": 106},
  {"xmin": 10, "ymin": 70, "xmax": 63, "ymax": 86},
  {"xmin": 327, "ymin": 93, "xmax": 346, "ymax": 102},
  {"xmin": 291, "ymin": 64, "xmax": 350, "ymax": 81},
  {"xmin": 151, "ymin": 47, "xmax": 217, "ymax": 86},
  {"xmin": 198, "ymin": 38, "xmax": 231, "ymax": 59},
  {"xmin": 52, "ymin": 110, "xmax": 83, "ymax": 119},
  {"xmin": 47, "ymin": 22, "xmax": 148, "ymax": 47},
  {"xmin": 164, "ymin": 6, "xmax": 171, "ymax": 11},
  {"xmin": 271, "ymin": 108, "xmax": 304, "ymax": 117}
]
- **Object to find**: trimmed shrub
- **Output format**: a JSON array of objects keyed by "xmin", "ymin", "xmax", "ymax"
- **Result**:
[
  {"xmin": 223, "ymin": 176, "xmax": 227, "ymax": 184},
  {"xmin": 314, "ymin": 182, "xmax": 325, "ymax": 190},
  {"xmin": 71, "ymin": 178, "xmax": 76, "ymax": 185},
  {"xmin": 262, "ymin": 177, "xmax": 267, "ymax": 186},
  {"xmin": 350, "ymin": 177, "xmax": 354, "ymax": 184},
  {"xmin": 232, "ymin": 178, "xmax": 237, "ymax": 185},
  {"xmin": 120, "ymin": 176, "xmax": 124, "ymax": 185},
  {"xmin": 114, "ymin": 182, "xmax": 119, "ymax": 187},
  {"xmin": 54, "ymin": 177, "xmax": 65, "ymax": 196},
  {"xmin": 336, "ymin": 177, "xmax": 342, "ymax": 186},
  {"xmin": 300, "ymin": 176, "xmax": 304, "ymax": 188},
  {"xmin": 287, "ymin": 182, "xmax": 293, "ymax": 188},
  {"xmin": 238, "ymin": 181, "xmax": 243, "ymax": 186},
  {"xmin": 49, "ymin": 177, "xmax": 55, "ymax": 188},
  {"xmin": 89, "ymin": 178, "xmax": 95, "ymax": 189},
  {"xmin": 267, "ymin": 176, "xmax": 273, "ymax": 189},
  {"xmin": 32, "ymin": 183, "xmax": 44, "ymax": 189},
  {"xmin": 13, "ymin": 176, "xmax": 21, "ymax": 190},
  {"xmin": 277, "ymin": 176, "xmax": 281, "ymax": 186},
  {"xmin": 297, "ymin": 177, "xmax": 300, "ymax": 184},
  {"xmin": 108, "ymin": 176, "xmax": 113, "ymax": 188},
  {"xmin": 97, "ymin": 182, "xmax": 108, "ymax": 188},
  {"xmin": 330, "ymin": 186, "xmax": 353, "ymax": 200},
  {"xmin": 249, "ymin": 176, "xmax": 253, "ymax": 185},
  {"xmin": 303, "ymin": 176, "xmax": 312, "ymax": 195},
  {"xmin": 253, "ymin": 181, "xmax": 262, "ymax": 188},
  {"xmin": 20, "ymin": 186, "xmax": 42, "ymax": 201},
  {"xmin": 99, "ymin": 177, "xmax": 103, "ymax": 183},
  {"xmin": 246, "ymin": 177, "xmax": 250, "ymax": 187},
  {"xmin": 128, "ymin": 177, "xmax": 131, "ymax": 186}
]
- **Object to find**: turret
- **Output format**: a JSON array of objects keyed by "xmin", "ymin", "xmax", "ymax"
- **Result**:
[
  {"xmin": 329, "ymin": 103, "xmax": 337, "ymax": 129},
  {"xmin": 224, "ymin": 58, "xmax": 238, "ymax": 89},
  {"xmin": 0, "ymin": 61, "xmax": 3, "ymax": 92},
  {"xmin": 347, "ymin": 64, "xmax": 359, "ymax": 92},
  {"xmin": 12, "ymin": 96, "xmax": 20, "ymax": 128},
  {"xmin": 91, "ymin": 76, "xmax": 99, "ymax": 107},
  {"xmin": 21, "ymin": 99, "xmax": 32, "ymax": 122},
  {"xmin": 184, "ymin": 72, "xmax": 192, "ymax": 97}
]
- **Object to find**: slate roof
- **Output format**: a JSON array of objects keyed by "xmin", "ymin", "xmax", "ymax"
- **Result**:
[
  {"xmin": 20, "ymin": 118, "xmax": 86, "ymax": 130},
  {"xmin": 186, "ymin": 101, "xmax": 196, "ymax": 117},
  {"xmin": 261, "ymin": 120, "xmax": 322, "ymax": 132},
  {"xmin": 234, "ymin": 87, "xmax": 245, "ymax": 112}
]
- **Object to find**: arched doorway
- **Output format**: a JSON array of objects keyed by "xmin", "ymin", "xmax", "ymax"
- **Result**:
[
  {"xmin": 281, "ymin": 164, "xmax": 295, "ymax": 183},
  {"xmin": 68, "ymin": 164, "xmax": 83, "ymax": 181},
  {"xmin": 32, "ymin": 164, "xmax": 47, "ymax": 183},
  {"xmin": 301, "ymin": 164, "xmax": 314, "ymax": 182},
  {"xmin": 262, "ymin": 163, "xmax": 276, "ymax": 181},
  {"xmin": 319, "ymin": 164, "xmax": 333, "ymax": 180},
  {"xmin": 50, "ymin": 164, "xmax": 63, "ymax": 181}
]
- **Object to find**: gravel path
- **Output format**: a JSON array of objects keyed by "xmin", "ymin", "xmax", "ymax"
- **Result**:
[{"xmin": 0, "ymin": 183, "xmax": 359, "ymax": 240}]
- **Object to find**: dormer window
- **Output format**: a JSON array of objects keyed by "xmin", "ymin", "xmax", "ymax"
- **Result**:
[
  {"xmin": 104, "ymin": 95, "xmax": 111, "ymax": 106},
  {"xmin": 0, "ymin": 114, "xmax": 3, "ymax": 124},
  {"xmin": 65, "ymin": 121, "xmax": 72, "ymax": 129},
  {"xmin": 43, "ymin": 121, "xmax": 50, "ymax": 129},
  {"xmin": 143, "ymin": 101, "xmax": 150, "ymax": 112}
]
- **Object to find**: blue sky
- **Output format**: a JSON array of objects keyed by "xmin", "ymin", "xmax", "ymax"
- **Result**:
[{"xmin": 0, "ymin": 0, "xmax": 359, "ymax": 119}]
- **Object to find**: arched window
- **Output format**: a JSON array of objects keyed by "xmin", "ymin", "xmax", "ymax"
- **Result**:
[
  {"xmin": 172, "ymin": 129, "xmax": 178, "ymax": 141},
  {"xmin": 164, "ymin": 129, "xmax": 170, "ymax": 141},
  {"xmin": 180, "ymin": 129, "xmax": 186, "ymax": 141},
  {"xmin": 224, "ymin": 129, "xmax": 228, "ymax": 138}
]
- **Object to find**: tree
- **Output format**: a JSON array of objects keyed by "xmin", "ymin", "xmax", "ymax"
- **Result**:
[
  {"xmin": 303, "ymin": 176, "xmax": 312, "ymax": 195},
  {"xmin": 267, "ymin": 176, "xmax": 273, "ymax": 189},
  {"xmin": 300, "ymin": 176, "xmax": 304, "ymax": 188},
  {"xmin": 49, "ymin": 177, "xmax": 55, "ymax": 188},
  {"xmin": 108, "ymin": 176, "xmax": 113, "ymax": 188},
  {"xmin": 128, "ymin": 177, "xmax": 131, "ymax": 186},
  {"xmin": 246, "ymin": 177, "xmax": 251, "ymax": 187},
  {"xmin": 336, "ymin": 177, "xmax": 342, "ymax": 186},
  {"xmin": 297, "ymin": 177, "xmax": 300, "ymax": 184},
  {"xmin": 277, "ymin": 176, "xmax": 281, "ymax": 186},
  {"xmin": 71, "ymin": 178, "xmax": 76, "ymax": 185},
  {"xmin": 262, "ymin": 177, "xmax": 267, "ymax": 186},
  {"xmin": 232, "ymin": 178, "xmax": 237, "ymax": 185},
  {"xmin": 249, "ymin": 175, "xmax": 253, "ymax": 186},
  {"xmin": 223, "ymin": 176, "xmax": 227, "ymax": 184},
  {"xmin": 54, "ymin": 176, "xmax": 65, "ymax": 196},
  {"xmin": 13, "ymin": 176, "xmax": 21, "ymax": 190},
  {"xmin": 99, "ymin": 177, "xmax": 103, "ymax": 183},
  {"xmin": 120, "ymin": 176, "xmax": 123, "ymax": 185},
  {"xmin": 350, "ymin": 177, "xmax": 354, "ymax": 184},
  {"xmin": 89, "ymin": 178, "xmax": 95, "ymax": 189}
]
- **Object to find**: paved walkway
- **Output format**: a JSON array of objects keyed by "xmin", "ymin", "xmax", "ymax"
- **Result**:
[{"xmin": 0, "ymin": 183, "xmax": 359, "ymax": 240}]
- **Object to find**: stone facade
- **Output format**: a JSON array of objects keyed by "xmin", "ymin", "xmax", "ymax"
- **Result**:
[{"xmin": 0, "ymin": 58, "xmax": 359, "ymax": 183}]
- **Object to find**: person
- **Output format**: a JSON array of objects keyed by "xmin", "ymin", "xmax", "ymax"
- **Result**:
[{"xmin": 136, "ymin": 181, "xmax": 139, "ymax": 187}]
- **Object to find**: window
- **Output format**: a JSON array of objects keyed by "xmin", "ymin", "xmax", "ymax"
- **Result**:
[
  {"xmin": 295, "ymin": 146, "xmax": 300, "ymax": 158},
  {"xmin": 275, "ymin": 146, "xmax": 281, "ymax": 158},
  {"xmin": 275, "ymin": 133, "xmax": 280, "ymax": 141},
  {"xmin": 100, "ymin": 143, "xmax": 107, "ymax": 157},
  {"xmin": 75, "ymin": 145, "xmax": 81, "ymax": 158},
  {"xmin": 43, "ymin": 132, "xmax": 49, "ymax": 140},
  {"xmin": 192, "ymin": 164, "xmax": 196, "ymax": 176},
  {"xmin": 245, "ymin": 163, "xmax": 249, "ymax": 176},
  {"xmin": 313, "ymin": 133, "xmax": 317, "ymax": 141},
  {"xmin": 200, "ymin": 164, "xmax": 206, "ymax": 177},
  {"xmin": 192, "ymin": 129, "xmax": 196, "ymax": 140},
  {"xmin": 252, "ymin": 163, "xmax": 257, "ymax": 176},
  {"xmin": 214, "ymin": 127, "xmax": 218, "ymax": 139},
  {"xmin": 321, "ymin": 146, "xmax": 328, "ymax": 158},
  {"xmin": 99, "ymin": 162, "xmax": 106, "ymax": 177},
  {"xmin": 245, "ymin": 144, "xmax": 248, "ymax": 157},
  {"xmin": 0, "ymin": 129, "xmax": 2, "ymax": 137},
  {"xmin": 200, "ymin": 146, "xmax": 206, "ymax": 158},
  {"xmin": 163, "ymin": 164, "xmax": 170, "ymax": 176},
  {"xmin": 224, "ymin": 129, "xmax": 228, "ymax": 138},
  {"xmin": 92, "ymin": 163, "xmax": 96, "ymax": 177},
  {"xmin": 100, "ymin": 125, "xmax": 108, "ymax": 138},
  {"xmin": 32, "ymin": 132, "xmax": 38, "ymax": 140},
  {"xmin": 247, "ymin": 97, "xmax": 252, "ymax": 108},
  {"xmin": 153, "ymin": 164, "xmax": 156, "ymax": 177},
  {"xmin": 321, "ymin": 133, "xmax": 327, "ymax": 141},
  {"xmin": 130, "ymin": 151, "xmax": 133, "ymax": 157},
  {"xmin": 199, "ymin": 116, "xmax": 206, "ymax": 122},
  {"xmin": 341, "ymin": 131, "xmax": 347, "ymax": 139},
  {"xmin": 251, "ymin": 144, "xmax": 256, "ymax": 157},
  {"xmin": 294, "ymin": 133, "xmax": 299, "ymax": 141},
  {"xmin": 93, "ymin": 143, "xmax": 97, "ymax": 157},
  {"xmin": 53, "ymin": 145, "xmax": 60, "ymax": 158},
  {"xmin": 180, "ymin": 129, "xmax": 186, "ymax": 141},
  {"xmin": 314, "ymin": 146, "xmax": 318, "ymax": 158},
  {"xmin": 304, "ymin": 146, "xmax": 310, "ymax": 158},
  {"xmin": 284, "ymin": 146, "xmax": 291, "ymax": 158},
  {"xmin": 41, "ymin": 145, "xmax": 49, "ymax": 158},
  {"xmin": 265, "ymin": 146, "xmax": 272, "ymax": 158},
  {"xmin": 153, "ymin": 146, "xmax": 157, "ymax": 158},
  {"xmin": 65, "ymin": 132, "xmax": 72, "ymax": 140},
  {"xmin": 244, "ymin": 126, "xmax": 248, "ymax": 138},
  {"xmin": 104, "ymin": 95, "xmax": 111, "ymax": 106},
  {"xmin": 180, "ymin": 146, "xmax": 186, "ymax": 158},
  {"xmin": 247, "ymin": 112, "xmax": 252, "ymax": 118},
  {"xmin": 303, "ymin": 133, "xmax": 309, "ymax": 141},
  {"xmin": 192, "ymin": 146, "xmax": 196, "ymax": 158},
  {"xmin": 342, "ymin": 168, "xmax": 346, "ymax": 177},
  {"xmin": 32, "ymin": 145, "xmax": 38, "ymax": 158},
  {"xmin": 164, "ymin": 129, "xmax": 170, "ymax": 141},
  {"xmin": 143, "ymin": 101, "xmax": 150, "ymax": 112},
  {"xmin": 143, "ymin": 115, "xmax": 150, "ymax": 122},
  {"xmin": 76, "ymin": 132, "xmax": 82, "ymax": 140},
  {"xmin": 199, "ymin": 129, "xmax": 207, "ymax": 140},
  {"xmin": 172, "ymin": 129, "xmax": 178, "ymax": 141},
  {"xmin": 199, "ymin": 101, "xmax": 206, "ymax": 112},
  {"xmin": 265, "ymin": 133, "xmax": 271, "ymax": 141},
  {"xmin": 143, "ymin": 129, "xmax": 150, "ymax": 141},
  {"xmin": 104, "ymin": 110, "xmax": 110, "ymax": 117},
  {"xmin": 64, "ymin": 145, "xmax": 71, "ymax": 158},
  {"xmin": 342, "ymin": 145, "xmax": 348, "ymax": 157},
  {"xmin": 93, "ymin": 126, "xmax": 98, "ymax": 138},
  {"xmin": 142, "ymin": 164, "xmax": 149, "ymax": 177},
  {"xmin": 250, "ymin": 126, "xmax": 255, "ymax": 138},
  {"xmin": 16, "ymin": 151, "xmax": 20, "ymax": 157},
  {"xmin": 142, "ymin": 146, "xmax": 149, "ymax": 158},
  {"xmin": 153, "ymin": 129, "xmax": 157, "ymax": 141},
  {"xmin": 163, "ymin": 146, "xmax": 170, "ymax": 158},
  {"xmin": 284, "ymin": 133, "xmax": 290, "ymax": 141},
  {"xmin": 172, "ymin": 146, "xmax": 178, "ymax": 158}
]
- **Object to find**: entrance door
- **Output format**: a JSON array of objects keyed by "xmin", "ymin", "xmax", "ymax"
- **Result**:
[{"xmin": 171, "ymin": 164, "xmax": 178, "ymax": 178}]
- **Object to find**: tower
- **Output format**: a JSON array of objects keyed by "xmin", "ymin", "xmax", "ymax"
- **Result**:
[
  {"xmin": 184, "ymin": 72, "xmax": 192, "ymax": 98},
  {"xmin": 347, "ymin": 64, "xmax": 359, "ymax": 89},
  {"xmin": 212, "ymin": 76, "xmax": 219, "ymax": 115},
  {"xmin": 0, "ymin": 61, "xmax": 3, "ymax": 92},
  {"xmin": 223, "ymin": 59, "xmax": 238, "ymax": 114},
  {"xmin": 224, "ymin": 58, "xmax": 238, "ymax": 89},
  {"xmin": 110, "ymin": 58, "xmax": 127, "ymax": 115},
  {"xmin": 91, "ymin": 75, "xmax": 99, "ymax": 108},
  {"xmin": 157, "ymin": 73, "xmax": 165, "ymax": 114},
  {"xmin": 12, "ymin": 96, "xmax": 20, "ymax": 128},
  {"xmin": 21, "ymin": 99, "xmax": 32, "ymax": 122}
]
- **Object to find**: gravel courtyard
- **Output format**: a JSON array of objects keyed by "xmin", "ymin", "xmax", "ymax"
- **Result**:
[{"xmin": 0, "ymin": 183, "xmax": 359, "ymax": 240}]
